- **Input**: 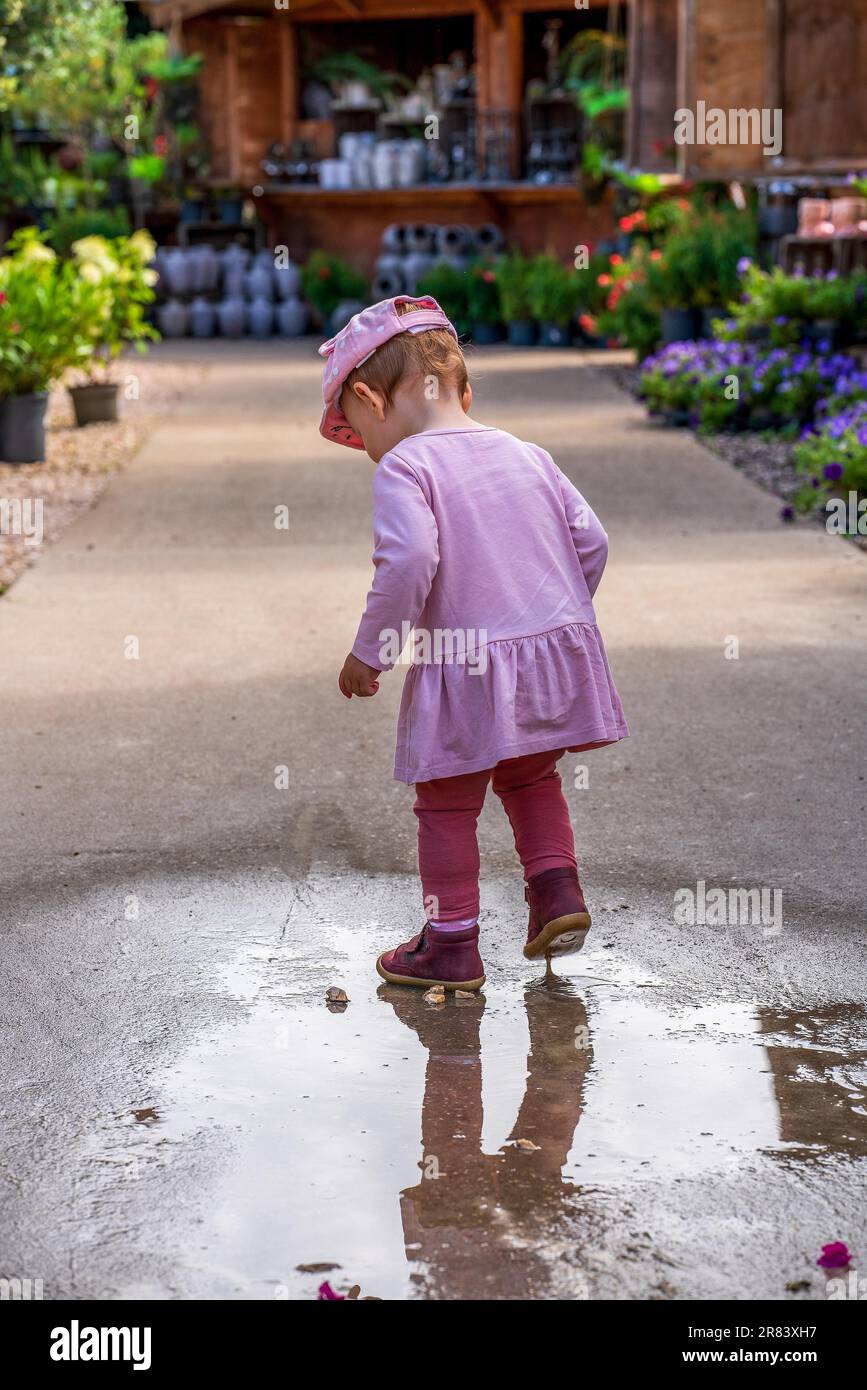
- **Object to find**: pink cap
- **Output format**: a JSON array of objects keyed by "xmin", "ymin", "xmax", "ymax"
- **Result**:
[{"xmin": 319, "ymin": 295, "xmax": 458, "ymax": 449}]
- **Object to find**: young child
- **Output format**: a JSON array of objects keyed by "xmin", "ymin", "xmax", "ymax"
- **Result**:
[{"xmin": 321, "ymin": 295, "xmax": 628, "ymax": 992}]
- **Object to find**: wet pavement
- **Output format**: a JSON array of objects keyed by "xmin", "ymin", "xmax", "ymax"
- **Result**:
[{"xmin": 2, "ymin": 343, "xmax": 866, "ymax": 1300}]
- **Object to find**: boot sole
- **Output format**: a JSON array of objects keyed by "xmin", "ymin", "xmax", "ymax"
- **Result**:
[
  {"xmin": 376, "ymin": 954, "xmax": 485, "ymax": 992},
  {"xmin": 524, "ymin": 911, "xmax": 591, "ymax": 960}
]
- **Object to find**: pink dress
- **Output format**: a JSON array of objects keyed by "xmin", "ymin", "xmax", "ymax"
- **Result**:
[{"xmin": 351, "ymin": 424, "xmax": 628, "ymax": 784}]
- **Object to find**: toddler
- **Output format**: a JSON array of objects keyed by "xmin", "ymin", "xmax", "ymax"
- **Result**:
[{"xmin": 320, "ymin": 295, "xmax": 628, "ymax": 991}]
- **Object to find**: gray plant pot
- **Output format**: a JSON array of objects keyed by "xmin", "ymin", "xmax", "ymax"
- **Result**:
[
  {"xmin": 330, "ymin": 299, "xmax": 366, "ymax": 334},
  {"xmin": 437, "ymin": 224, "xmax": 472, "ymax": 258},
  {"xmin": 217, "ymin": 298, "xmax": 246, "ymax": 338},
  {"xmin": 190, "ymin": 296, "xmax": 217, "ymax": 338},
  {"xmin": 272, "ymin": 260, "xmax": 301, "ymax": 300},
  {"xmin": 244, "ymin": 265, "xmax": 274, "ymax": 302},
  {"xmin": 0, "ymin": 392, "xmax": 48, "ymax": 463},
  {"xmin": 474, "ymin": 223, "xmax": 504, "ymax": 255},
  {"xmin": 246, "ymin": 297, "xmax": 274, "ymax": 338},
  {"xmin": 381, "ymin": 223, "xmax": 406, "ymax": 254},
  {"xmin": 157, "ymin": 299, "xmax": 190, "ymax": 338},
  {"xmin": 538, "ymin": 322, "xmax": 571, "ymax": 347},
  {"xmin": 70, "ymin": 382, "xmax": 119, "ymax": 426},
  {"xmin": 472, "ymin": 321, "xmax": 502, "ymax": 345},
  {"xmin": 372, "ymin": 268, "xmax": 404, "ymax": 299},
  {"xmin": 403, "ymin": 253, "xmax": 435, "ymax": 295},
  {"xmin": 275, "ymin": 297, "xmax": 308, "ymax": 338}
]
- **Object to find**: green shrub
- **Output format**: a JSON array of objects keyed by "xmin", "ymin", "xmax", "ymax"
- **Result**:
[
  {"xmin": 44, "ymin": 206, "xmax": 131, "ymax": 257},
  {"xmin": 415, "ymin": 263, "xmax": 470, "ymax": 336},
  {"xmin": 526, "ymin": 255, "xmax": 578, "ymax": 327},
  {"xmin": 466, "ymin": 262, "xmax": 501, "ymax": 325},
  {"xmin": 494, "ymin": 251, "xmax": 532, "ymax": 322},
  {"xmin": 301, "ymin": 251, "xmax": 367, "ymax": 322}
]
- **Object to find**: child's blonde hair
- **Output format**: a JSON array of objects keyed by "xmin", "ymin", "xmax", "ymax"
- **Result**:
[{"xmin": 341, "ymin": 299, "xmax": 468, "ymax": 409}]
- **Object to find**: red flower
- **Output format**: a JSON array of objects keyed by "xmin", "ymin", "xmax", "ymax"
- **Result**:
[
  {"xmin": 0, "ymin": 291, "xmax": 6, "ymax": 306},
  {"xmin": 650, "ymin": 249, "xmax": 662, "ymax": 262},
  {"xmin": 482, "ymin": 270, "xmax": 495, "ymax": 283},
  {"xmin": 609, "ymin": 253, "xmax": 623, "ymax": 267},
  {"xmin": 619, "ymin": 215, "xmax": 633, "ymax": 232},
  {"xmin": 154, "ymin": 134, "xmax": 168, "ymax": 156},
  {"xmin": 578, "ymin": 313, "xmax": 596, "ymax": 332},
  {"xmin": 318, "ymin": 265, "xmax": 331, "ymax": 280},
  {"xmin": 10, "ymin": 321, "xmax": 20, "ymax": 333},
  {"xmin": 597, "ymin": 273, "xmax": 612, "ymax": 287},
  {"xmin": 144, "ymin": 77, "xmax": 159, "ymax": 102}
]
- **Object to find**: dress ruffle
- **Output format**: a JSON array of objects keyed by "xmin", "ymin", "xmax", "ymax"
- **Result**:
[{"xmin": 394, "ymin": 621, "xmax": 629, "ymax": 784}]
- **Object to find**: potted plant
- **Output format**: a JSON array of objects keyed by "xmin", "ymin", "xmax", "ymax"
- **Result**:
[
  {"xmin": 0, "ymin": 230, "xmax": 90, "ymax": 463},
  {"xmin": 526, "ymin": 255, "xmax": 578, "ymax": 346},
  {"xmin": 215, "ymin": 185, "xmax": 245, "ymax": 224},
  {"xmin": 300, "ymin": 251, "xmax": 367, "ymax": 333},
  {"xmin": 495, "ymin": 252, "xmax": 535, "ymax": 346},
  {"xmin": 415, "ymin": 263, "xmax": 471, "ymax": 338},
  {"xmin": 466, "ymin": 262, "xmax": 502, "ymax": 345},
  {"xmin": 67, "ymin": 230, "xmax": 159, "ymax": 425}
]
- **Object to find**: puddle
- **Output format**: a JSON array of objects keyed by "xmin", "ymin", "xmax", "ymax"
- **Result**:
[{"xmin": 72, "ymin": 880, "xmax": 867, "ymax": 1301}]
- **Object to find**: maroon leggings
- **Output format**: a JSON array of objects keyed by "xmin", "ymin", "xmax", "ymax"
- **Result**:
[{"xmin": 413, "ymin": 748, "xmax": 577, "ymax": 922}]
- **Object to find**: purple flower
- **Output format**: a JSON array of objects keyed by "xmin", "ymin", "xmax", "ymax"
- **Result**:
[
  {"xmin": 736, "ymin": 257, "xmax": 752, "ymax": 275},
  {"xmin": 823, "ymin": 462, "xmax": 844, "ymax": 481},
  {"xmin": 780, "ymin": 505, "xmax": 795, "ymax": 523},
  {"xmin": 817, "ymin": 1242, "xmax": 852, "ymax": 1270}
]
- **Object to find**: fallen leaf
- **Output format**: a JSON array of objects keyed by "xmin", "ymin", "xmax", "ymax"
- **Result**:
[
  {"xmin": 346, "ymin": 1284, "xmax": 361, "ymax": 1300},
  {"xmin": 325, "ymin": 986, "xmax": 349, "ymax": 1003},
  {"xmin": 455, "ymin": 990, "xmax": 476, "ymax": 1000},
  {"xmin": 785, "ymin": 1279, "xmax": 811, "ymax": 1292},
  {"xmin": 514, "ymin": 1138, "xmax": 541, "ymax": 1152},
  {"xmin": 423, "ymin": 985, "xmax": 445, "ymax": 1004},
  {"xmin": 296, "ymin": 1262, "xmax": 341, "ymax": 1274}
]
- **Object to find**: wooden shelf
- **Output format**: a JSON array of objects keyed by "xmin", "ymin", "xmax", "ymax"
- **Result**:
[{"xmin": 258, "ymin": 180, "xmax": 585, "ymax": 203}]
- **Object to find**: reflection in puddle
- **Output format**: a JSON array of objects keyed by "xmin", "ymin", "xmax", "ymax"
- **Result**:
[{"xmin": 86, "ymin": 905, "xmax": 867, "ymax": 1300}]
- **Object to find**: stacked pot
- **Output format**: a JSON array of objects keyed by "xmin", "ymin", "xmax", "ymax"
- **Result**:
[
  {"xmin": 154, "ymin": 244, "xmax": 310, "ymax": 339},
  {"xmin": 371, "ymin": 221, "xmax": 504, "ymax": 299}
]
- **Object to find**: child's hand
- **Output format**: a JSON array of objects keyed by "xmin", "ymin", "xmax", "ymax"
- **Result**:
[{"xmin": 339, "ymin": 653, "xmax": 381, "ymax": 699}]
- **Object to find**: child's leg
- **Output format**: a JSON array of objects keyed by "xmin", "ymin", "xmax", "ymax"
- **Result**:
[
  {"xmin": 413, "ymin": 767, "xmax": 492, "ymax": 922},
  {"xmin": 491, "ymin": 749, "xmax": 576, "ymax": 879}
]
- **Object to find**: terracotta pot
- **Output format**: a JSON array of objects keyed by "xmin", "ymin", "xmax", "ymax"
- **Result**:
[
  {"xmin": 831, "ymin": 197, "xmax": 867, "ymax": 234},
  {"xmin": 798, "ymin": 198, "xmax": 830, "ymax": 236}
]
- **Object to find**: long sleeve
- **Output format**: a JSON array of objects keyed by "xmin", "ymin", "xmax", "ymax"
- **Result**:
[
  {"xmin": 351, "ymin": 452, "xmax": 440, "ymax": 671},
  {"xmin": 555, "ymin": 466, "xmax": 609, "ymax": 598}
]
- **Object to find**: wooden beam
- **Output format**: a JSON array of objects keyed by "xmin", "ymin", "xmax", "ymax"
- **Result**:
[{"xmin": 224, "ymin": 21, "xmax": 241, "ymax": 182}]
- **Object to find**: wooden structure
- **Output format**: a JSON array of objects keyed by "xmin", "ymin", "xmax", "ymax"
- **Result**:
[
  {"xmin": 143, "ymin": 0, "xmax": 622, "ymax": 266},
  {"xmin": 628, "ymin": 0, "xmax": 867, "ymax": 178}
]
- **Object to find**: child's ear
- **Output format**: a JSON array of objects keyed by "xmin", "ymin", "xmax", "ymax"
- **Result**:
[
  {"xmin": 461, "ymin": 382, "xmax": 473, "ymax": 414},
  {"xmin": 352, "ymin": 381, "xmax": 386, "ymax": 422}
]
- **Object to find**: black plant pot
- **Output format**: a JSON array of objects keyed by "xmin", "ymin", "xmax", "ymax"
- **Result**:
[
  {"xmin": 662, "ymin": 407, "xmax": 691, "ymax": 427},
  {"xmin": 0, "ymin": 392, "xmax": 48, "ymax": 463},
  {"xmin": 70, "ymin": 382, "xmax": 119, "ymax": 426},
  {"xmin": 661, "ymin": 307, "xmax": 700, "ymax": 344},
  {"xmin": 471, "ymin": 321, "xmax": 502, "ymax": 345},
  {"xmin": 507, "ymin": 320, "xmax": 537, "ymax": 347},
  {"xmin": 538, "ymin": 322, "xmax": 571, "ymax": 347},
  {"xmin": 810, "ymin": 319, "xmax": 840, "ymax": 349},
  {"xmin": 700, "ymin": 306, "xmax": 726, "ymax": 339}
]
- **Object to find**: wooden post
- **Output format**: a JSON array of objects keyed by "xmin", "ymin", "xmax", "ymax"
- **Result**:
[
  {"xmin": 475, "ymin": 3, "xmax": 523, "ymax": 180},
  {"xmin": 277, "ymin": 17, "xmax": 299, "ymax": 146}
]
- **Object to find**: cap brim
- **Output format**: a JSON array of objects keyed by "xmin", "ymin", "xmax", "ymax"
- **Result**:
[{"xmin": 319, "ymin": 401, "xmax": 365, "ymax": 450}]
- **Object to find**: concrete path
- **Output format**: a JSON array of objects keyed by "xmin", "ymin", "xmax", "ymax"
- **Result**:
[{"xmin": 2, "ymin": 341, "xmax": 865, "ymax": 1301}]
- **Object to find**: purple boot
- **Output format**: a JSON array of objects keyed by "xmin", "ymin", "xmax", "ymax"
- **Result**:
[
  {"xmin": 524, "ymin": 866, "xmax": 591, "ymax": 960},
  {"xmin": 376, "ymin": 922, "xmax": 485, "ymax": 992}
]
